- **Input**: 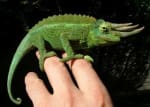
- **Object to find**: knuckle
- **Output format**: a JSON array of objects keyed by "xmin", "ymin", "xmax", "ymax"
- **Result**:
[
  {"xmin": 34, "ymin": 100, "xmax": 50, "ymax": 107},
  {"xmin": 46, "ymin": 57, "xmax": 65, "ymax": 69},
  {"xmin": 46, "ymin": 56, "xmax": 60, "ymax": 65},
  {"xmin": 64, "ymin": 91, "xmax": 74, "ymax": 103},
  {"xmin": 33, "ymin": 95, "xmax": 51, "ymax": 107},
  {"xmin": 86, "ymin": 91, "xmax": 105, "ymax": 107},
  {"xmin": 59, "ymin": 89, "xmax": 77, "ymax": 107}
]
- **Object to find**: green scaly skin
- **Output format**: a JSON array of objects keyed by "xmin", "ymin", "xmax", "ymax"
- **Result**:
[{"xmin": 7, "ymin": 14, "xmax": 144, "ymax": 105}]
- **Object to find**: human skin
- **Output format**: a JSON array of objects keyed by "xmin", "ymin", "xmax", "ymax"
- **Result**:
[{"xmin": 25, "ymin": 52, "xmax": 114, "ymax": 107}]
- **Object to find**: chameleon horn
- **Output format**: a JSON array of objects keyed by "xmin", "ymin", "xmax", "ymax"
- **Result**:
[
  {"xmin": 114, "ymin": 24, "xmax": 139, "ymax": 31},
  {"xmin": 111, "ymin": 22, "xmax": 133, "ymax": 28},
  {"xmin": 119, "ymin": 26, "xmax": 144, "ymax": 37}
]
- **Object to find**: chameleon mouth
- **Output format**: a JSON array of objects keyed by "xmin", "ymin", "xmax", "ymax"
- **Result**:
[{"xmin": 99, "ymin": 35, "xmax": 120, "ymax": 42}]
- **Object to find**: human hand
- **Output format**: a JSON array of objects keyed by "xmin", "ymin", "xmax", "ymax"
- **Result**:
[{"xmin": 25, "ymin": 52, "xmax": 114, "ymax": 107}]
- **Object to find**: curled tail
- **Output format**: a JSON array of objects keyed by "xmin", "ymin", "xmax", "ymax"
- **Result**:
[{"xmin": 7, "ymin": 35, "xmax": 33, "ymax": 104}]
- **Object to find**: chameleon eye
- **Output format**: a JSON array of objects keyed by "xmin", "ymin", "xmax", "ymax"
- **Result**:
[
  {"xmin": 99, "ymin": 25, "xmax": 109, "ymax": 33},
  {"xmin": 99, "ymin": 22, "xmax": 111, "ymax": 33},
  {"xmin": 101, "ymin": 26, "xmax": 109, "ymax": 32}
]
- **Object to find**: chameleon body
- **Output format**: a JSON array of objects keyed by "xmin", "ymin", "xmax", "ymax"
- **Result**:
[{"xmin": 7, "ymin": 14, "xmax": 144, "ymax": 104}]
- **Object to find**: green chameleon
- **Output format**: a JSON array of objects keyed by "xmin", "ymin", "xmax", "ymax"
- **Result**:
[{"xmin": 7, "ymin": 14, "xmax": 144, "ymax": 105}]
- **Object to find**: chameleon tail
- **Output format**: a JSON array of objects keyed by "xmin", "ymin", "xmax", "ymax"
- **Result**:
[{"xmin": 7, "ymin": 34, "xmax": 33, "ymax": 105}]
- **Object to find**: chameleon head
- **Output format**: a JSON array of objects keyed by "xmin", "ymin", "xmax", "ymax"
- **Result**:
[{"xmin": 87, "ymin": 19, "xmax": 144, "ymax": 47}]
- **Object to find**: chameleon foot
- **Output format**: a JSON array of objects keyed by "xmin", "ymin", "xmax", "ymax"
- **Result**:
[
  {"xmin": 84, "ymin": 55, "xmax": 94, "ymax": 62},
  {"xmin": 44, "ymin": 51, "xmax": 56, "ymax": 59},
  {"xmin": 60, "ymin": 54, "xmax": 84, "ymax": 62},
  {"xmin": 39, "ymin": 51, "xmax": 56, "ymax": 71}
]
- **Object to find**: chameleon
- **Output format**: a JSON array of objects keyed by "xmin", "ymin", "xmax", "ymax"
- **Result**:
[{"xmin": 7, "ymin": 14, "xmax": 144, "ymax": 105}]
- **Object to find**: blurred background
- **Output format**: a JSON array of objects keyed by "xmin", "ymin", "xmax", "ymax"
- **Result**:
[{"xmin": 0, "ymin": 0, "xmax": 150, "ymax": 107}]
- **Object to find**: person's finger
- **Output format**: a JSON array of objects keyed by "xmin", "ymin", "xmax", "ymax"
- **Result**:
[
  {"xmin": 44, "ymin": 56, "xmax": 76, "ymax": 94},
  {"xmin": 66, "ymin": 58, "xmax": 114, "ymax": 106},
  {"xmin": 25, "ymin": 72, "xmax": 50, "ymax": 104},
  {"xmin": 66, "ymin": 57, "xmax": 105, "ymax": 94},
  {"xmin": 36, "ymin": 51, "xmax": 76, "ymax": 93}
]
